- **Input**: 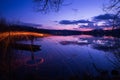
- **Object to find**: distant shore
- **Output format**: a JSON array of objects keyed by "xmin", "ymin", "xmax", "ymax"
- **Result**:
[{"xmin": 0, "ymin": 24, "xmax": 120, "ymax": 37}]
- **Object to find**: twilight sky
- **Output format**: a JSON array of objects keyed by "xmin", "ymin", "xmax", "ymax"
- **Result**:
[{"xmin": 0, "ymin": 0, "xmax": 111, "ymax": 30}]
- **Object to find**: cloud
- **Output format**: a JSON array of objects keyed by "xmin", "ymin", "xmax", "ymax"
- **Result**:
[
  {"xmin": 59, "ymin": 20, "xmax": 93, "ymax": 25},
  {"xmin": 93, "ymin": 14, "xmax": 117, "ymax": 20},
  {"xmin": 93, "ymin": 14, "xmax": 120, "ymax": 26}
]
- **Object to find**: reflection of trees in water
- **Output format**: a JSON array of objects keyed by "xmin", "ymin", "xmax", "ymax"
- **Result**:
[
  {"xmin": 60, "ymin": 36, "xmax": 120, "ymax": 70},
  {"xmin": 86, "ymin": 44, "xmax": 120, "ymax": 80},
  {"xmin": 105, "ymin": 48, "xmax": 120, "ymax": 69},
  {"xmin": 92, "ymin": 38, "xmax": 120, "ymax": 51},
  {"xmin": 59, "ymin": 36, "xmax": 120, "ymax": 79},
  {"xmin": 0, "ymin": 31, "xmax": 43, "ymax": 80},
  {"xmin": 92, "ymin": 38, "xmax": 120, "ymax": 70}
]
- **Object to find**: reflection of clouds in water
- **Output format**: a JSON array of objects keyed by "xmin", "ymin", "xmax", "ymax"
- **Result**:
[
  {"xmin": 60, "ymin": 40, "xmax": 90, "ymax": 46},
  {"xmin": 59, "ymin": 36, "xmax": 120, "ymax": 53},
  {"xmin": 92, "ymin": 38, "xmax": 120, "ymax": 52},
  {"xmin": 0, "ymin": 33, "xmax": 120, "ymax": 80},
  {"xmin": 91, "ymin": 38, "xmax": 120, "ymax": 69}
]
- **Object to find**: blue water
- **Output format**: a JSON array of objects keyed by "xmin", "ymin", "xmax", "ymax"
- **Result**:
[{"xmin": 0, "ymin": 34, "xmax": 120, "ymax": 80}]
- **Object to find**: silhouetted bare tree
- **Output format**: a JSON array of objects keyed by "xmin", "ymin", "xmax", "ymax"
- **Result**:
[
  {"xmin": 104, "ymin": 0, "xmax": 120, "ymax": 29},
  {"xmin": 105, "ymin": 0, "xmax": 120, "ymax": 15},
  {"xmin": 33, "ymin": 0, "xmax": 63, "ymax": 13}
]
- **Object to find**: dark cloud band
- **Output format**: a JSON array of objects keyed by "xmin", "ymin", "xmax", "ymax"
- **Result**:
[
  {"xmin": 93, "ymin": 14, "xmax": 119, "ymax": 20},
  {"xmin": 59, "ymin": 20, "xmax": 93, "ymax": 25}
]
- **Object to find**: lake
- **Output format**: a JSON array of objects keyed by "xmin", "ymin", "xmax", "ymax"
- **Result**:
[{"xmin": 0, "ymin": 31, "xmax": 120, "ymax": 80}]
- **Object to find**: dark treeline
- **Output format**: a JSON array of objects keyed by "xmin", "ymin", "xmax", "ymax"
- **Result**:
[
  {"xmin": 82, "ymin": 29, "xmax": 120, "ymax": 37},
  {"xmin": 0, "ymin": 22, "xmax": 120, "ymax": 37}
]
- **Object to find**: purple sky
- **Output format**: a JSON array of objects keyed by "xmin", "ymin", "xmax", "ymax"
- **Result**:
[{"xmin": 0, "ymin": 0, "xmax": 110, "ymax": 30}]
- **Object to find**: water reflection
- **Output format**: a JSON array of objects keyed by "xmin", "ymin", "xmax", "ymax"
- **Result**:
[
  {"xmin": 92, "ymin": 38, "xmax": 120, "ymax": 69},
  {"xmin": 59, "ymin": 35, "xmax": 120, "ymax": 77},
  {"xmin": 92, "ymin": 38, "xmax": 120, "ymax": 51},
  {"xmin": 59, "ymin": 36, "xmax": 120, "ymax": 51},
  {"xmin": 60, "ymin": 39, "xmax": 90, "ymax": 46},
  {"xmin": 0, "ymin": 31, "xmax": 45, "ymax": 80},
  {"xmin": 0, "ymin": 32, "xmax": 120, "ymax": 80}
]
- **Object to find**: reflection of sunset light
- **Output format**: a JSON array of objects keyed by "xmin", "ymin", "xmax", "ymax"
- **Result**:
[
  {"xmin": 103, "ymin": 36, "xmax": 114, "ymax": 39},
  {"xmin": 25, "ymin": 58, "xmax": 44, "ymax": 67},
  {"xmin": 78, "ymin": 28, "xmax": 93, "ymax": 31},
  {"xmin": 49, "ymin": 35, "xmax": 93, "ymax": 43},
  {"xmin": 78, "ymin": 35, "xmax": 93, "ymax": 38},
  {"xmin": 10, "ymin": 57, "xmax": 44, "ymax": 69},
  {"xmin": 0, "ymin": 31, "xmax": 50, "ymax": 39}
]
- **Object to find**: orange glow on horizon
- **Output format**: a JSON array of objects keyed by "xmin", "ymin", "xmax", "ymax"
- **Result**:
[
  {"xmin": 0, "ymin": 31, "xmax": 51, "ymax": 43},
  {"xmin": 0, "ymin": 31, "xmax": 50, "ymax": 39}
]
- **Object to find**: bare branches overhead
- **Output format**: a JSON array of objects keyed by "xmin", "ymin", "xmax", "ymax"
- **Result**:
[
  {"xmin": 104, "ymin": 0, "xmax": 120, "ymax": 16},
  {"xmin": 103, "ymin": 0, "xmax": 120, "ymax": 29},
  {"xmin": 33, "ymin": 0, "xmax": 63, "ymax": 13}
]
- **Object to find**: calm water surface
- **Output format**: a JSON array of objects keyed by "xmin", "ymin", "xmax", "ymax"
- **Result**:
[{"xmin": 0, "ymin": 32, "xmax": 120, "ymax": 80}]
